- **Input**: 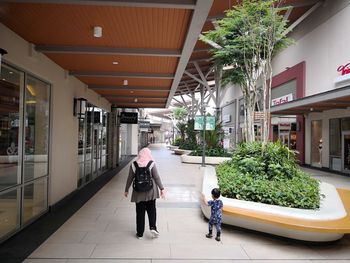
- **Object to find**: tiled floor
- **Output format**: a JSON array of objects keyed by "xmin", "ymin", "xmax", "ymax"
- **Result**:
[{"xmin": 25, "ymin": 144, "xmax": 350, "ymax": 263}]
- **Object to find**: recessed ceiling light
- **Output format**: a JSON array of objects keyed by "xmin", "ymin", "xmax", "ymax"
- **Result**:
[
  {"xmin": 130, "ymin": 91, "xmax": 134, "ymax": 93},
  {"xmin": 9, "ymin": 71, "xmax": 13, "ymax": 74},
  {"xmin": 134, "ymin": 98, "xmax": 138, "ymax": 103},
  {"xmin": 93, "ymin": 26, "xmax": 102, "ymax": 38},
  {"xmin": 123, "ymin": 79, "xmax": 128, "ymax": 86},
  {"xmin": 2, "ymin": 78, "xmax": 5, "ymax": 81},
  {"xmin": 112, "ymin": 61, "xmax": 118, "ymax": 65}
]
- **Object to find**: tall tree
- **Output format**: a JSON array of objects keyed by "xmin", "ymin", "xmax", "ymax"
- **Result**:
[{"xmin": 202, "ymin": 0, "xmax": 292, "ymax": 143}]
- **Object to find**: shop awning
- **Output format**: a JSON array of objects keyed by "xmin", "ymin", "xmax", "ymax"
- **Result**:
[{"xmin": 270, "ymin": 86, "xmax": 350, "ymax": 115}]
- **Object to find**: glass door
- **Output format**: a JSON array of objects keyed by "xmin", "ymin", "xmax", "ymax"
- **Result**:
[
  {"xmin": 311, "ymin": 120, "xmax": 322, "ymax": 167},
  {"xmin": 279, "ymin": 131, "xmax": 290, "ymax": 146},
  {"xmin": 342, "ymin": 131, "xmax": 350, "ymax": 173},
  {"xmin": 92, "ymin": 124, "xmax": 102, "ymax": 178}
]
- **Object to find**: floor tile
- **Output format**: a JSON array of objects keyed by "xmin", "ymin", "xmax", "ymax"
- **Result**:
[{"xmin": 29, "ymin": 244, "xmax": 96, "ymax": 258}]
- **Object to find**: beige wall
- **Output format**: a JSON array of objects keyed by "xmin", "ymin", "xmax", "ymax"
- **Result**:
[{"xmin": 0, "ymin": 23, "xmax": 111, "ymax": 205}]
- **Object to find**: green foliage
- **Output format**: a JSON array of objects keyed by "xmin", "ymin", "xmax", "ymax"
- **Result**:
[
  {"xmin": 204, "ymin": 120, "xmax": 224, "ymax": 148},
  {"xmin": 216, "ymin": 141, "xmax": 322, "ymax": 209},
  {"xmin": 186, "ymin": 119, "xmax": 197, "ymax": 145},
  {"xmin": 179, "ymin": 139, "xmax": 199, "ymax": 151},
  {"xmin": 173, "ymin": 107, "xmax": 188, "ymax": 121},
  {"xmin": 173, "ymin": 137, "xmax": 182, "ymax": 146},
  {"xmin": 202, "ymin": 0, "xmax": 292, "ymax": 87},
  {"xmin": 190, "ymin": 147, "xmax": 231, "ymax": 157},
  {"xmin": 176, "ymin": 122, "xmax": 187, "ymax": 141}
]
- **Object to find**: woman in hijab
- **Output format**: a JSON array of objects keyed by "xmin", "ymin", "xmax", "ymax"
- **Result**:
[{"xmin": 124, "ymin": 147, "xmax": 165, "ymax": 239}]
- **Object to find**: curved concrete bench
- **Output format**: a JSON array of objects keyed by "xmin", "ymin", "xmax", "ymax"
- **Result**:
[
  {"xmin": 181, "ymin": 153, "xmax": 231, "ymax": 165},
  {"xmin": 201, "ymin": 166, "xmax": 350, "ymax": 242},
  {"xmin": 173, "ymin": 149, "xmax": 192, "ymax": 155},
  {"xmin": 168, "ymin": 145, "xmax": 179, "ymax": 151}
]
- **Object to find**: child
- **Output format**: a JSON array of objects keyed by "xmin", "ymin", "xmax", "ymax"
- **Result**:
[{"xmin": 206, "ymin": 188, "xmax": 223, "ymax": 241}]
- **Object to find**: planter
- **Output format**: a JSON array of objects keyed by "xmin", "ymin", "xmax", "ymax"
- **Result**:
[
  {"xmin": 168, "ymin": 145, "xmax": 179, "ymax": 151},
  {"xmin": 181, "ymin": 153, "xmax": 231, "ymax": 165},
  {"xmin": 173, "ymin": 149, "xmax": 192, "ymax": 155},
  {"xmin": 201, "ymin": 166, "xmax": 350, "ymax": 242}
]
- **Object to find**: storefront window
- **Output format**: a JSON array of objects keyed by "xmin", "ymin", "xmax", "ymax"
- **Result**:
[
  {"xmin": 0, "ymin": 64, "xmax": 23, "ymax": 191},
  {"xmin": 311, "ymin": 120, "xmax": 322, "ymax": 166},
  {"xmin": 23, "ymin": 75, "xmax": 50, "ymax": 182},
  {"xmin": 0, "ymin": 63, "xmax": 50, "ymax": 240},
  {"xmin": 22, "ymin": 177, "xmax": 48, "ymax": 224}
]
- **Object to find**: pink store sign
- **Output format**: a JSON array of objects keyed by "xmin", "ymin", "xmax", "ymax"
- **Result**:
[
  {"xmin": 337, "ymin": 63, "xmax": 350, "ymax": 76},
  {"xmin": 271, "ymin": 93, "xmax": 293, "ymax": 106}
]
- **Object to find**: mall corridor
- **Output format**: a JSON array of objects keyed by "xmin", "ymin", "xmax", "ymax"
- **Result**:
[{"xmin": 25, "ymin": 144, "xmax": 350, "ymax": 262}]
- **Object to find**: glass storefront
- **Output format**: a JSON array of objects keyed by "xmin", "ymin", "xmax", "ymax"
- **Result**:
[
  {"xmin": 77, "ymin": 104, "xmax": 109, "ymax": 188},
  {"xmin": 330, "ymin": 118, "xmax": 350, "ymax": 173},
  {"xmin": 0, "ymin": 63, "xmax": 50, "ymax": 241},
  {"xmin": 311, "ymin": 120, "xmax": 322, "ymax": 166}
]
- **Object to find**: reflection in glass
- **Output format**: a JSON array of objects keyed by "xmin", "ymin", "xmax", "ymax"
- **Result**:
[
  {"xmin": 78, "ymin": 118, "xmax": 85, "ymax": 187},
  {"xmin": 0, "ymin": 64, "xmax": 23, "ymax": 191},
  {"xmin": 22, "ymin": 177, "xmax": 48, "ymax": 224},
  {"xmin": 311, "ymin": 120, "xmax": 322, "ymax": 166},
  {"xmin": 0, "ymin": 188, "xmax": 20, "ymax": 238},
  {"xmin": 23, "ymin": 75, "xmax": 50, "ymax": 182}
]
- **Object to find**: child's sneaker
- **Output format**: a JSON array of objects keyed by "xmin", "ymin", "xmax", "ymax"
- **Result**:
[
  {"xmin": 206, "ymin": 233, "xmax": 213, "ymax": 238},
  {"xmin": 150, "ymin": 229, "xmax": 160, "ymax": 238},
  {"xmin": 215, "ymin": 236, "xmax": 221, "ymax": 242}
]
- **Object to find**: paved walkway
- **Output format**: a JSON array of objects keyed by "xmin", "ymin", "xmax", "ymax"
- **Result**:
[{"xmin": 25, "ymin": 144, "xmax": 350, "ymax": 262}]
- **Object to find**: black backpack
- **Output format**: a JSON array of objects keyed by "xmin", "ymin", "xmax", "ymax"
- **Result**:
[{"xmin": 133, "ymin": 161, "xmax": 153, "ymax": 192}]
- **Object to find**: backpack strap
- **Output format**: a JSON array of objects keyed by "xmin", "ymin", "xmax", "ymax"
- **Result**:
[
  {"xmin": 146, "ymin": 160, "xmax": 153, "ymax": 170},
  {"xmin": 132, "ymin": 161, "xmax": 139, "ymax": 173}
]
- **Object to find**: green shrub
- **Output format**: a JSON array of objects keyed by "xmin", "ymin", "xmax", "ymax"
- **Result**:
[
  {"xmin": 179, "ymin": 139, "xmax": 199, "ymax": 150},
  {"xmin": 216, "ymin": 141, "xmax": 322, "ymax": 209},
  {"xmin": 190, "ymin": 147, "xmax": 231, "ymax": 157},
  {"xmin": 173, "ymin": 137, "xmax": 182, "ymax": 146}
]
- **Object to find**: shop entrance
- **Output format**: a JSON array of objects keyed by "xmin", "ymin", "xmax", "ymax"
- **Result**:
[
  {"xmin": 92, "ymin": 124, "xmax": 102, "ymax": 178},
  {"xmin": 342, "ymin": 131, "xmax": 350, "ymax": 173},
  {"xmin": 279, "ymin": 131, "xmax": 290, "ymax": 146}
]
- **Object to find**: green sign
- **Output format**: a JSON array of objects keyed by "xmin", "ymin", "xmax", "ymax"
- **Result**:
[{"xmin": 194, "ymin": 116, "xmax": 215, "ymax": 131}]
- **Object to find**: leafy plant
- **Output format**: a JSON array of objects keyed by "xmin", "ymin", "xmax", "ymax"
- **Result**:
[
  {"xmin": 173, "ymin": 137, "xmax": 182, "ymax": 146},
  {"xmin": 190, "ymin": 147, "xmax": 231, "ymax": 157},
  {"xmin": 179, "ymin": 139, "xmax": 199, "ymax": 151},
  {"xmin": 216, "ymin": 141, "xmax": 322, "ymax": 209}
]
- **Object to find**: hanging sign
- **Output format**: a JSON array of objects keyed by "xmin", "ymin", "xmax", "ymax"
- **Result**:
[{"xmin": 194, "ymin": 116, "xmax": 215, "ymax": 130}]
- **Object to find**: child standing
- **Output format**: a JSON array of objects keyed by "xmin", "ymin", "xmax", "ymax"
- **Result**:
[{"xmin": 206, "ymin": 188, "xmax": 223, "ymax": 241}]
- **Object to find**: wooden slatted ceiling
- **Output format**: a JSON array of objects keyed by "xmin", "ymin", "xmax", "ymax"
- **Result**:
[
  {"xmin": 45, "ymin": 54, "xmax": 178, "ymax": 74},
  {"xmin": 97, "ymin": 90, "xmax": 169, "ymax": 97},
  {"xmin": 0, "ymin": 3, "xmax": 191, "ymax": 49},
  {"xmin": 77, "ymin": 77, "xmax": 172, "ymax": 87}
]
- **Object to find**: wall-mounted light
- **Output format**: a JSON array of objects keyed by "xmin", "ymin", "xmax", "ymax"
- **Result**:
[
  {"xmin": 123, "ymin": 79, "xmax": 128, "ymax": 86},
  {"xmin": 73, "ymin": 98, "xmax": 87, "ymax": 119},
  {"xmin": 0, "ymin": 48, "xmax": 8, "ymax": 75},
  {"xmin": 93, "ymin": 26, "xmax": 102, "ymax": 38}
]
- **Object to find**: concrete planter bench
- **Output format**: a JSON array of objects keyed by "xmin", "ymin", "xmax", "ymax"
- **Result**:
[
  {"xmin": 201, "ymin": 166, "xmax": 350, "ymax": 242},
  {"xmin": 173, "ymin": 149, "xmax": 192, "ymax": 155},
  {"xmin": 167, "ymin": 145, "xmax": 179, "ymax": 151},
  {"xmin": 181, "ymin": 153, "xmax": 231, "ymax": 165}
]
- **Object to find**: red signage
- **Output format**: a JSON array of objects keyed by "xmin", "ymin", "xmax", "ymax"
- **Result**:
[{"xmin": 337, "ymin": 63, "xmax": 350, "ymax": 76}]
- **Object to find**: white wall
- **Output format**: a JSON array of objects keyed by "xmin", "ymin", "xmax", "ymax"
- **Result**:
[
  {"xmin": 272, "ymin": 1, "xmax": 350, "ymax": 96},
  {"xmin": 0, "ymin": 23, "xmax": 111, "ymax": 205}
]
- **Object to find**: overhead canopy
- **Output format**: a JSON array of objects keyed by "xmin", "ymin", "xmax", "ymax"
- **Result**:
[
  {"xmin": 270, "ymin": 86, "xmax": 350, "ymax": 115},
  {"xmin": 0, "ymin": 0, "xmax": 324, "ymax": 109}
]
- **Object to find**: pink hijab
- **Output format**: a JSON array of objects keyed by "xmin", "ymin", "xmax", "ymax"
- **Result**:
[{"xmin": 136, "ymin": 147, "xmax": 154, "ymax": 167}]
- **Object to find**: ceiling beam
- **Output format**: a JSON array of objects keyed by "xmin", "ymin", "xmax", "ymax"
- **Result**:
[
  {"xmin": 105, "ymin": 95, "xmax": 166, "ymax": 99},
  {"xmin": 166, "ymin": 0, "xmax": 214, "ymax": 107},
  {"xmin": 35, "ymin": 45, "xmax": 181, "ymax": 57},
  {"xmin": 70, "ymin": 71, "xmax": 174, "ymax": 79},
  {"xmin": 89, "ymin": 85, "xmax": 169, "ymax": 91},
  {"xmin": 283, "ymin": 1, "xmax": 322, "ymax": 35},
  {"xmin": 6, "ymin": 0, "xmax": 196, "ymax": 9}
]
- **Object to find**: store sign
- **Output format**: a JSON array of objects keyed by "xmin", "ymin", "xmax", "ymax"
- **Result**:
[
  {"xmin": 120, "ymin": 112, "xmax": 138, "ymax": 124},
  {"xmin": 271, "ymin": 93, "xmax": 293, "ymax": 106},
  {"xmin": 335, "ymin": 62, "xmax": 350, "ymax": 85},
  {"xmin": 337, "ymin": 63, "xmax": 350, "ymax": 76},
  {"xmin": 138, "ymin": 120, "xmax": 150, "ymax": 129}
]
